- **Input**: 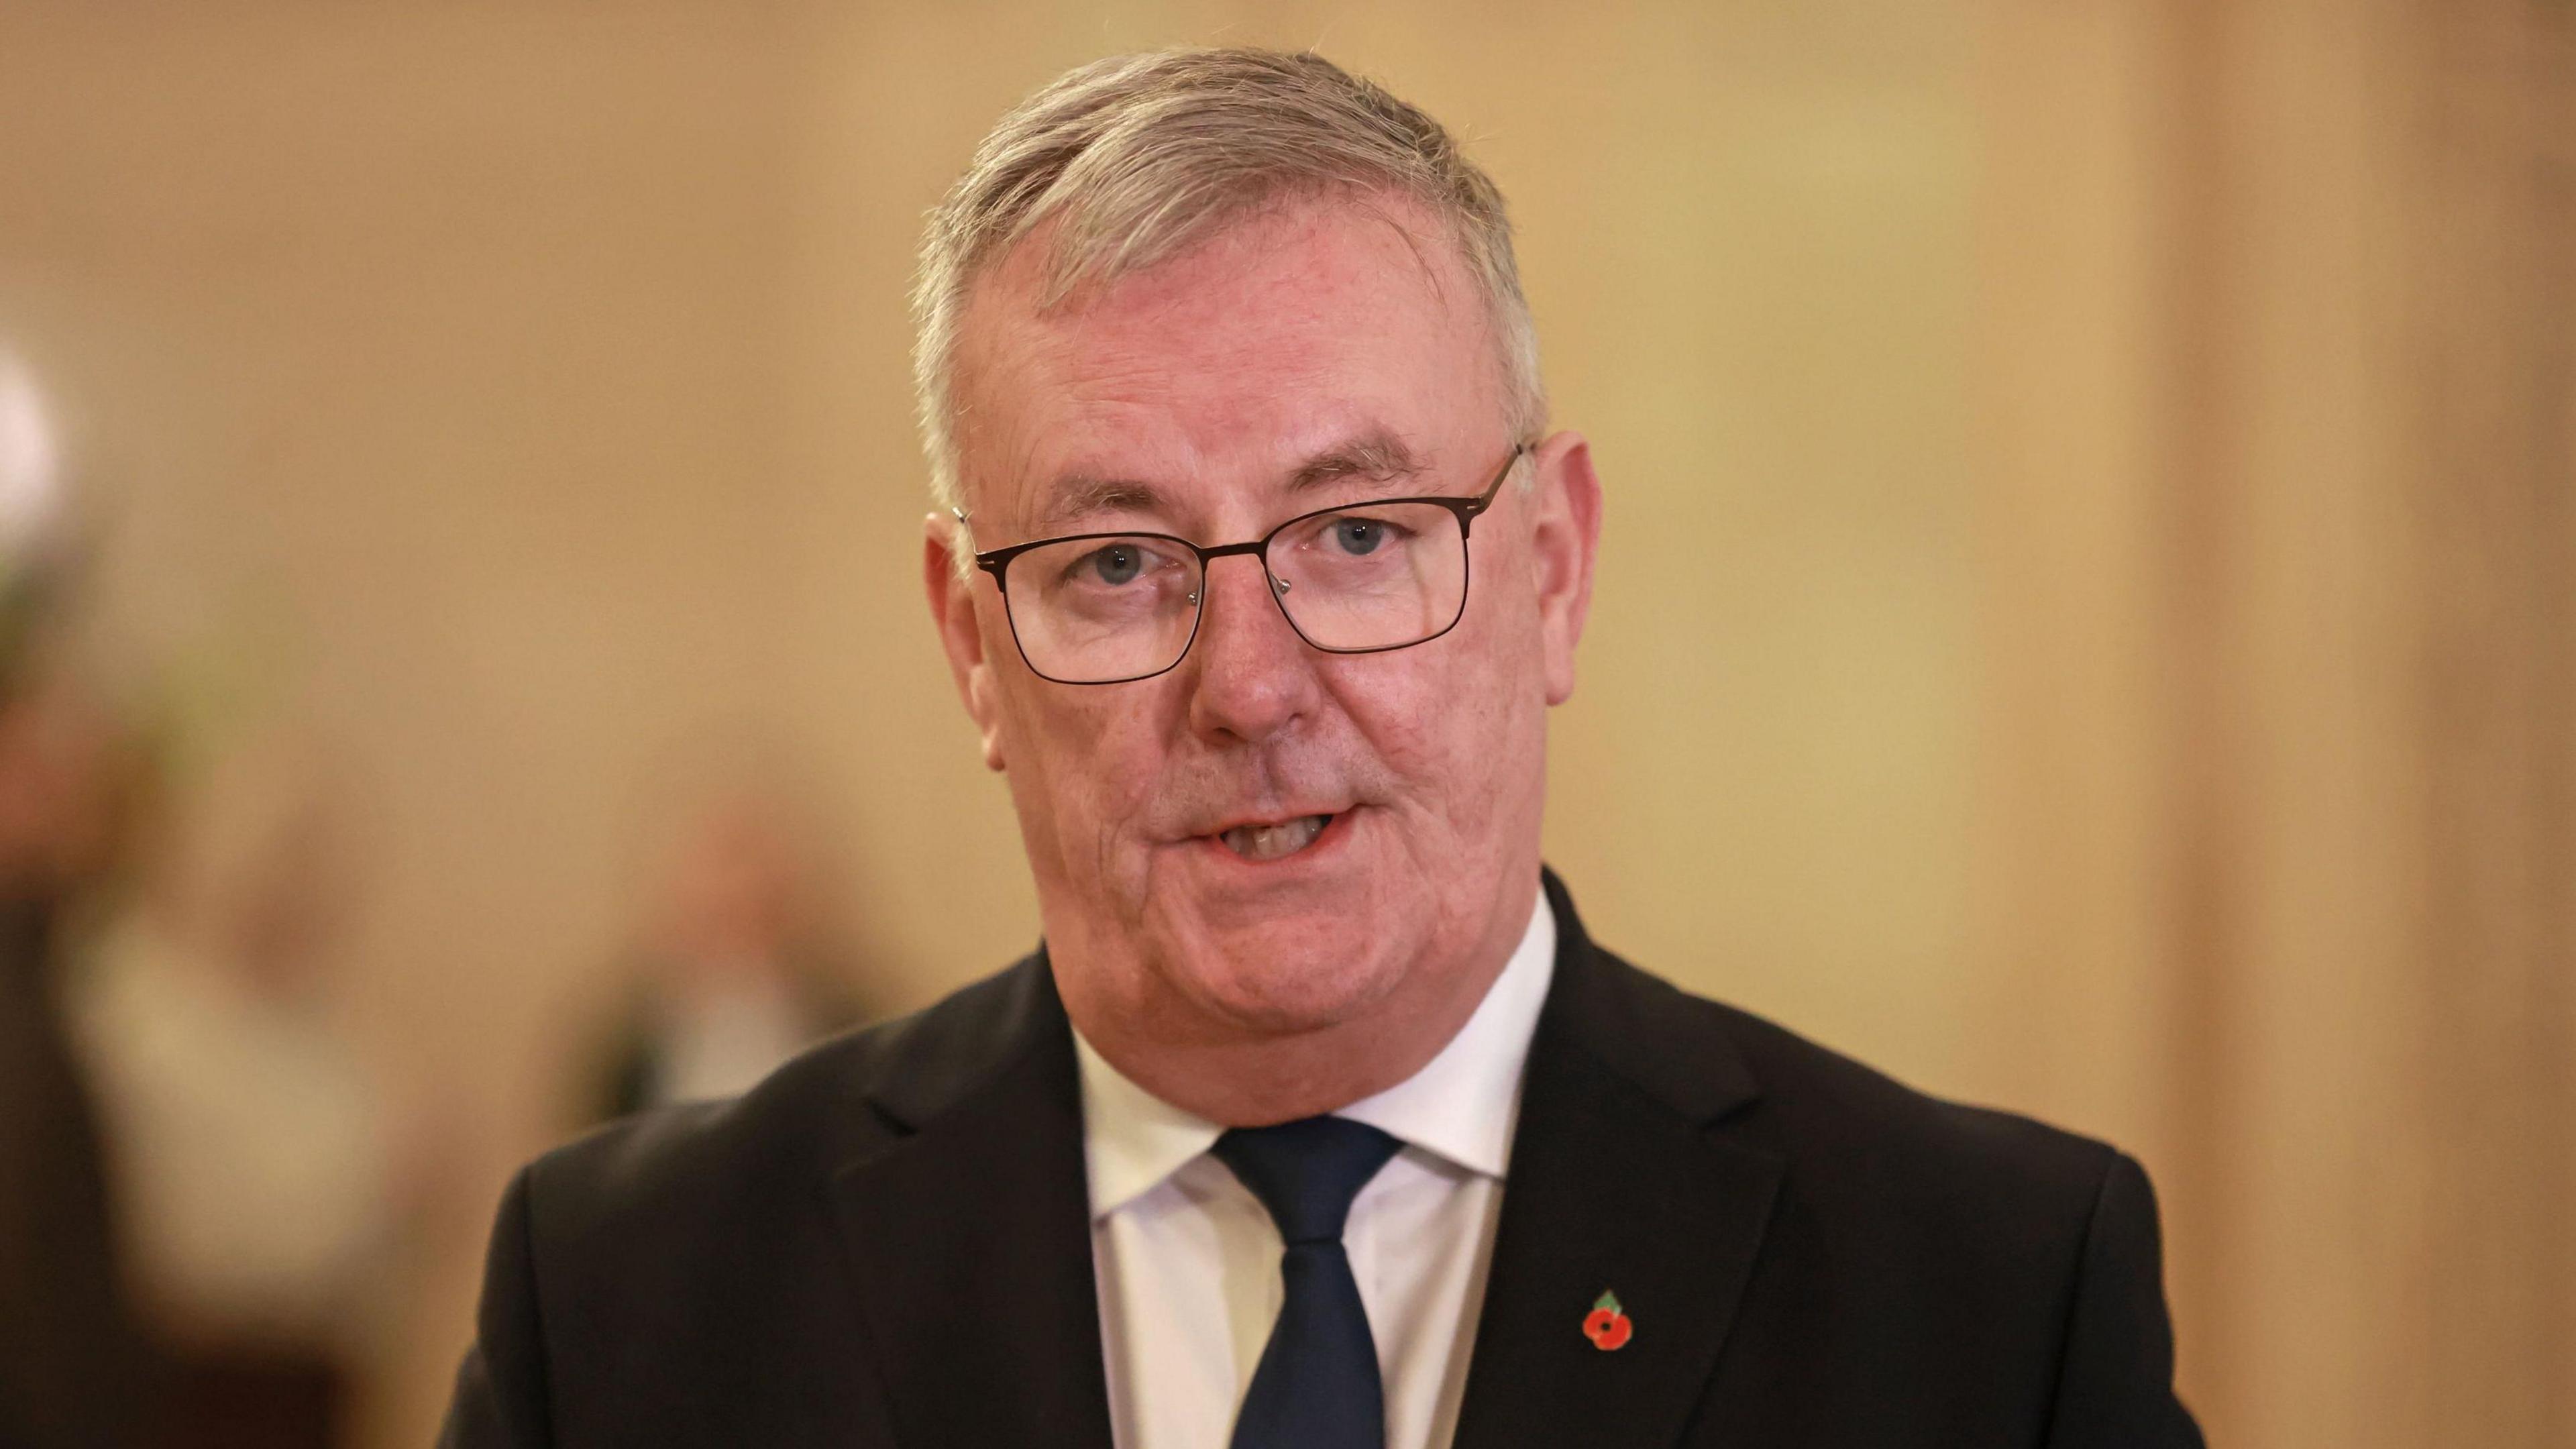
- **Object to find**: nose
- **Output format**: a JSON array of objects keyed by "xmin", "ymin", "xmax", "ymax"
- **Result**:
[{"xmin": 1182, "ymin": 552, "xmax": 1320, "ymax": 744}]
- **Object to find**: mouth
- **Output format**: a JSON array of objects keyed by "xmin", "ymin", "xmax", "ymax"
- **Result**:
[{"xmin": 1212, "ymin": 811, "xmax": 1339, "ymax": 863}]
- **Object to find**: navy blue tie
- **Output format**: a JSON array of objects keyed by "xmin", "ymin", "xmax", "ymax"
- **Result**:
[{"xmin": 1213, "ymin": 1116, "xmax": 1404, "ymax": 1449}]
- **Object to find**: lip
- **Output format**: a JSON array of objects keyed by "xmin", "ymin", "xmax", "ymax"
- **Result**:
[
  {"xmin": 1189, "ymin": 805, "xmax": 1360, "ymax": 867},
  {"xmin": 1198, "ymin": 804, "xmax": 1354, "ymax": 838}
]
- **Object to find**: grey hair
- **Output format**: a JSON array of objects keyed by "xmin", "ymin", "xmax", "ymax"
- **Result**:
[{"xmin": 910, "ymin": 47, "xmax": 1548, "ymax": 514}]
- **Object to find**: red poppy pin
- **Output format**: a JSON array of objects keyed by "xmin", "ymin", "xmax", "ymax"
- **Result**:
[{"xmin": 1582, "ymin": 1290, "xmax": 1633, "ymax": 1351}]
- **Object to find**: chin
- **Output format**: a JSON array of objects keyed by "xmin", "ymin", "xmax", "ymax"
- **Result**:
[{"xmin": 1156, "ymin": 907, "xmax": 1416, "ymax": 1035}]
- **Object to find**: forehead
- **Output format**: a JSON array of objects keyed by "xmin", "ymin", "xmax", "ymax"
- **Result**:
[{"xmin": 950, "ymin": 196, "xmax": 1503, "ymax": 527}]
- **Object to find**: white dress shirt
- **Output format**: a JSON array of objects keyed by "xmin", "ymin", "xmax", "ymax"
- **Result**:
[{"xmin": 1075, "ymin": 887, "xmax": 1556, "ymax": 1449}]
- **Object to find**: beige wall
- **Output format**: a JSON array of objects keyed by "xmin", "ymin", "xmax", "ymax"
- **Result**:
[
  {"xmin": 0, "ymin": 2, "xmax": 2565, "ymax": 1446},
  {"xmin": 1978, "ymin": 4, "xmax": 2575, "ymax": 1443}
]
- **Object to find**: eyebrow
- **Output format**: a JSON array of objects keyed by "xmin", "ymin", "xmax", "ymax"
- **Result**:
[
  {"xmin": 1032, "ymin": 476, "xmax": 1168, "ymax": 533},
  {"xmin": 1026, "ymin": 431, "xmax": 1430, "ymax": 536},
  {"xmin": 1285, "ymin": 430, "xmax": 1428, "ymax": 496}
]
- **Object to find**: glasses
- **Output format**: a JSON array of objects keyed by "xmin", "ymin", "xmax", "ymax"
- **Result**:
[{"xmin": 960, "ymin": 443, "xmax": 1529, "ymax": 685}]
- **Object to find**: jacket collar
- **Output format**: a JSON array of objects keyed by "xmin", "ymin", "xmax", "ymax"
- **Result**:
[
  {"xmin": 823, "ymin": 951, "xmax": 1118, "ymax": 1449},
  {"xmin": 1448, "ymin": 868, "xmax": 1782, "ymax": 1448}
]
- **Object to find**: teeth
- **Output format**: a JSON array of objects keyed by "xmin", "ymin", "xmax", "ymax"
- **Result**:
[{"xmin": 1220, "ymin": 814, "xmax": 1330, "ymax": 861}]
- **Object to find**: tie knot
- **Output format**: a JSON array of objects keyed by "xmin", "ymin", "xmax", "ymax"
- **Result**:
[{"xmin": 1212, "ymin": 1116, "xmax": 1402, "ymax": 1246}]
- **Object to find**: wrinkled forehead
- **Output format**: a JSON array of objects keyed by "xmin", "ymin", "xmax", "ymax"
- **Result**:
[{"xmin": 948, "ymin": 195, "xmax": 1509, "ymax": 535}]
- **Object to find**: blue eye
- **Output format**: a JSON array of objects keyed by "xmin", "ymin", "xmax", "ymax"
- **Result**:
[
  {"xmin": 1332, "ymin": 519, "xmax": 1385, "ymax": 555},
  {"xmin": 1085, "ymin": 544, "xmax": 1146, "ymax": 585}
]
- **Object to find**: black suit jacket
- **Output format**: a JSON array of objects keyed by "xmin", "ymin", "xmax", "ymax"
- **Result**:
[{"xmin": 442, "ymin": 871, "xmax": 2203, "ymax": 1447}]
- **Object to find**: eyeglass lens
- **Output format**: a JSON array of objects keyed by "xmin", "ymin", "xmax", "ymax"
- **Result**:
[{"xmin": 1000, "ymin": 499, "xmax": 1470, "ymax": 684}]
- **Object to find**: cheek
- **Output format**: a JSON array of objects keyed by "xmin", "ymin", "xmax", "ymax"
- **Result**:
[
  {"xmin": 1339, "ymin": 619, "xmax": 1536, "ymax": 822},
  {"xmin": 1409, "ymin": 557, "xmax": 1552, "ymax": 824},
  {"xmin": 998, "ymin": 683, "xmax": 1174, "ymax": 878}
]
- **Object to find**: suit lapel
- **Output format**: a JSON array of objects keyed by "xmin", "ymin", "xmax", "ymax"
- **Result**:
[
  {"xmin": 1450, "ymin": 874, "xmax": 1784, "ymax": 1449},
  {"xmin": 823, "ymin": 955, "xmax": 1116, "ymax": 1449}
]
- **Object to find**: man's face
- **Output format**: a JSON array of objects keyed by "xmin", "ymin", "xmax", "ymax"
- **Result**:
[{"xmin": 927, "ymin": 196, "xmax": 1598, "ymax": 1057}]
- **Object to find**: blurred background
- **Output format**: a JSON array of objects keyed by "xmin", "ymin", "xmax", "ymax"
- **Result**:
[{"xmin": 0, "ymin": 1, "xmax": 2566, "ymax": 1446}]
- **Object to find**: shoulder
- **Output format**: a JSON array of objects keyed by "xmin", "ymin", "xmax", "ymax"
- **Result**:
[
  {"xmin": 1580, "ymin": 946, "xmax": 2162, "ymax": 1380},
  {"xmin": 450, "ymin": 960, "xmax": 1064, "ymax": 1442},
  {"xmin": 1545, "ymin": 871, "xmax": 2119, "ymax": 1202},
  {"xmin": 511, "ymin": 955, "xmax": 1051, "ymax": 1256},
  {"xmin": 1568, "ymin": 927, "xmax": 2129, "ymax": 1247},
  {"xmin": 1544, "ymin": 880, "xmax": 2194, "ymax": 1434},
  {"xmin": 1706, "ymin": 983, "xmax": 2121, "ymax": 1205}
]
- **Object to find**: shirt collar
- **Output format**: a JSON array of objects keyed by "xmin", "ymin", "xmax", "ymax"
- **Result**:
[{"xmin": 1074, "ymin": 884, "xmax": 1556, "ymax": 1220}]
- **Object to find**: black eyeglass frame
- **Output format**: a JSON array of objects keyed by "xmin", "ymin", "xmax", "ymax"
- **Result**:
[{"xmin": 958, "ymin": 442, "xmax": 1532, "ymax": 686}]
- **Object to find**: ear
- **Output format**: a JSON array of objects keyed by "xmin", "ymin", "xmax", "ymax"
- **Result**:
[
  {"xmin": 1525, "ymin": 431, "xmax": 1603, "ymax": 706},
  {"xmin": 923, "ymin": 512, "xmax": 1010, "ymax": 771}
]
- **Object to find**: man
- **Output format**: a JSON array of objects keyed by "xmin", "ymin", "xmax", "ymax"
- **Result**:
[{"xmin": 443, "ymin": 48, "xmax": 2202, "ymax": 1448}]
